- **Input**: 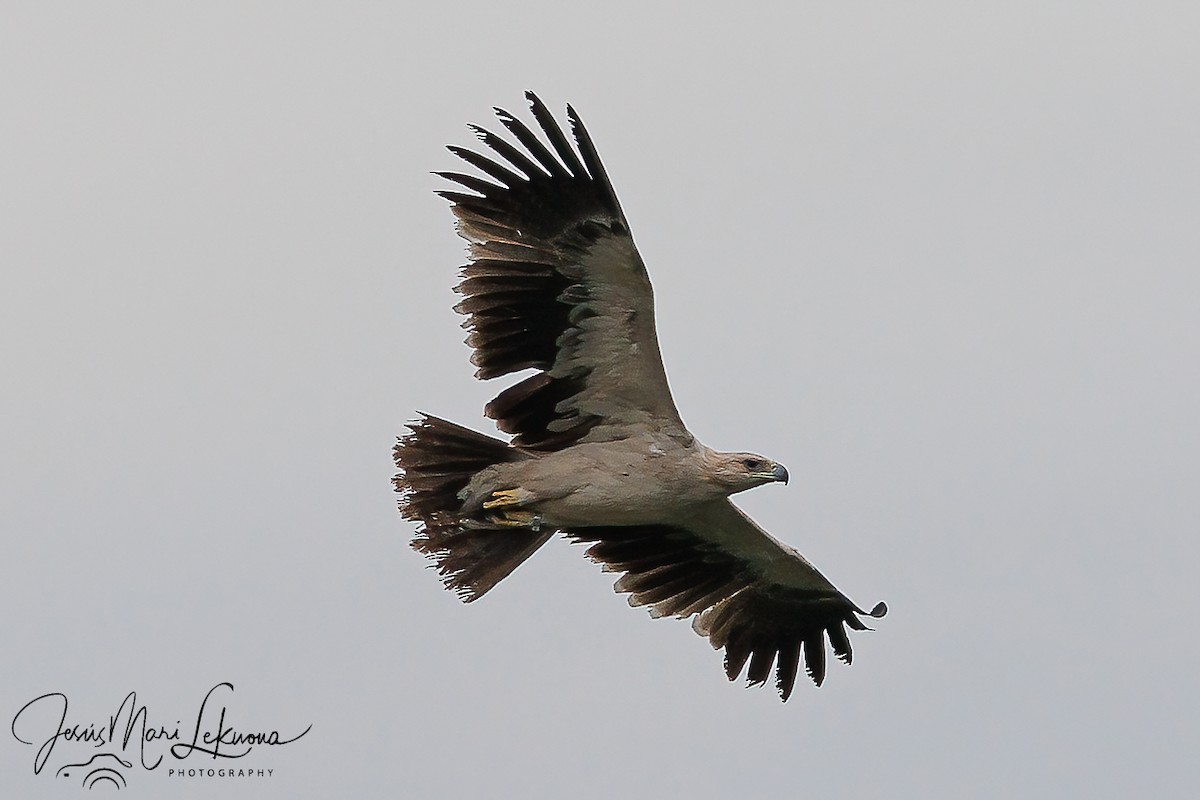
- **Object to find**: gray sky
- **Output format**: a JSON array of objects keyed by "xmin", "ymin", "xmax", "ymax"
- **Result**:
[{"xmin": 2, "ymin": 3, "xmax": 1198, "ymax": 797}]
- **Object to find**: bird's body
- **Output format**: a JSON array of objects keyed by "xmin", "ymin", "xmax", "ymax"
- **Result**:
[
  {"xmin": 461, "ymin": 432, "xmax": 773, "ymax": 528},
  {"xmin": 395, "ymin": 92, "xmax": 885, "ymax": 700}
]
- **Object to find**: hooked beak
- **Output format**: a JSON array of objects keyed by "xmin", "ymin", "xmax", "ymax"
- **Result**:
[{"xmin": 772, "ymin": 463, "xmax": 789, "ymax": 485}]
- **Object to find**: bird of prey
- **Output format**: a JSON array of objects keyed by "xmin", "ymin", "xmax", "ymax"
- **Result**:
[{"xmin": 394, "ymin": 92, "xmax": 886, "ymax": 701}]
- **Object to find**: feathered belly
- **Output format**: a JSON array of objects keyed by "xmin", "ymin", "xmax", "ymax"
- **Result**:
[{"xmin": 534, "ymin": 460, "xmax": 714, "ymax": 528}]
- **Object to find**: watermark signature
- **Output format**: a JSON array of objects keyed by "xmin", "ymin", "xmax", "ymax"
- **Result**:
[{"xmin": 10, "ymin": 682, "xmax": 310, "ymax": 789}]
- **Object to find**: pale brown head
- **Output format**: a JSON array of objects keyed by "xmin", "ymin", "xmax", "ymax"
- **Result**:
[{"xmin": 702, "ymin": 449, "xmax": 790, "ymax": 495}]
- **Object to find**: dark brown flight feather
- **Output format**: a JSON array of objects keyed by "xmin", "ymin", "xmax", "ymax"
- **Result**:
[
  {"xmin": 438, "ymin": 91, "xmax": 680, "ymax": 450},
  {"xmin": 569, "ymin": 521, "xmax": 886, "ymax": 701}
]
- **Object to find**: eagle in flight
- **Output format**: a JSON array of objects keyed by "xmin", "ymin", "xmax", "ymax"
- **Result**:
[{"xmin": 394, "ymin": 92, "xmax": 886, "ymax": 701}]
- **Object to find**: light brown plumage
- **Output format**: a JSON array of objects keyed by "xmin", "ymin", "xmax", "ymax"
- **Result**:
[{"xmin": 394, "ymin": 92, "xmax": 885, "ymax": 701}]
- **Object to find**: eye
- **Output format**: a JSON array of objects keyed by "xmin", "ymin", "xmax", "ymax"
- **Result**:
[{"xmin": 741, "ymin": 458, "xmax": 763, "ymax": 470}]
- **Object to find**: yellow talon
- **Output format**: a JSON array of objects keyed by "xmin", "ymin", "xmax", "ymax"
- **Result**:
[
  {"xmin": 487, "ymin": 510, "xmax": 539, "ymax": 528},
  {"xmin": 483, "ymin": 489, "xmax": 524, "ymax": 509},
  {"xmin": 479, "ymin": 489, "xmax": 542, "ymax": 530}
]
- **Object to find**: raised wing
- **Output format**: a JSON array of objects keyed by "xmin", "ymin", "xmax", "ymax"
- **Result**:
[
  {"xmin": 568, "ymin": 500, "xmax": 887, "ymax": 701},
  {"xmin": 438, "ymin": 92, "xmax": 687, "ymax": 450}
]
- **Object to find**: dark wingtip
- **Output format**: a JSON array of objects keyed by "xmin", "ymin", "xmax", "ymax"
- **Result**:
[
  {"xmin": 523, "ymin": 90, "xmax": 548, "ymax": 116},
  {"xmin": 868, "ymin": 601, "xmax": 888, "ymax": 618}
]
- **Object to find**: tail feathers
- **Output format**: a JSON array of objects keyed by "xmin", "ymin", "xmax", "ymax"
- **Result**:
[
  {"xmin": 412, "ymin": 518, "xmax": 553, "ymax": 602},
  {"xmin": 394, "ymin": 413, "xmax": 515, "ymax": 521},
  {"xmin": 394, "ymin": 414, "xmax": 551, "ymax": 601}
]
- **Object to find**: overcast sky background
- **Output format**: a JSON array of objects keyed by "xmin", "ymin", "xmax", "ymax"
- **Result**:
[{"xmin": 2, "ymin": 3, "xmax": 1198, "ymax": 798}]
